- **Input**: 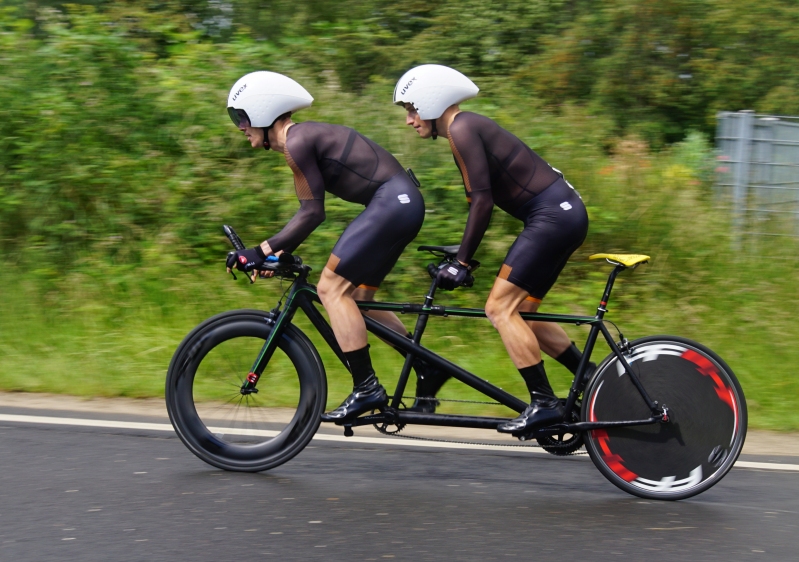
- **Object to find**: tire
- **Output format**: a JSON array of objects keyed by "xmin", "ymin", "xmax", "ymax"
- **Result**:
[
  {"xmin": 165, "ymin": 309, "xmax": 327, "ymax": 472},
  {"xmin": 582, "ymin": 336, "xmax": 747, "ymax": 500}
]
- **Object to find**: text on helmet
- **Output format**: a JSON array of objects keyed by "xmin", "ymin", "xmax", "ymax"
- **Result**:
[
  {"xmin": 232, "ymin": 84, "xmax": 247, "ymax": 101},
  {"xmin": 400, "ymin": 77, "xmax": 417, "ymax": 95}
]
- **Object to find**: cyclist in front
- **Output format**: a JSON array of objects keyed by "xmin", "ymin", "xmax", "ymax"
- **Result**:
[
  {"xmin": 394, "ymin": 65, "xmax": 593, "ymax": 435},
  {"xmin": 225, "ymin": 71, "xmax": 428, "ymax": 422}
]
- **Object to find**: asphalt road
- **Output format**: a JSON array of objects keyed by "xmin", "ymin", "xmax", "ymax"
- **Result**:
[{"xmin": 1, "ymin": 409, "xmax": 798, "ymax": 561}]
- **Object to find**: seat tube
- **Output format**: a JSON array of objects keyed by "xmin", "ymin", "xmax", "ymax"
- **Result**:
[
  {"xmin": 561, "ymin": 265, "xmax": 624, "ymax": 413},
  {"xmin": 390, "ymin": 278, "xmax": 438, "ymax": 408},
  {"xmin": 562, "ymin": 323, "xmax": 601, "ymax": 414}
]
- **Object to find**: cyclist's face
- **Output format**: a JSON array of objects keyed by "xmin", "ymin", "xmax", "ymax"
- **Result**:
[
  {"xmin": 240, "ymin": 122, "xmax": 265, "ymax": 149},
  {"xmin": 404, "ymin": 103, "xmax": 433, "ymax": 139}
]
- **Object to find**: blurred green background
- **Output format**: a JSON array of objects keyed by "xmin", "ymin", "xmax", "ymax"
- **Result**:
[{"xmin": 1, "ymin": 1, "xmax": 798, "ymax": 428}]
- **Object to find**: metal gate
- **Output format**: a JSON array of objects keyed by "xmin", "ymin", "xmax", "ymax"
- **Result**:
[{"xmin": 715, "ymin": 110, "xmax": 799, "ymax": 244}]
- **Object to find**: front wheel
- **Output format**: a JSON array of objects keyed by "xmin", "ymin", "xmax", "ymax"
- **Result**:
[
  {"xmin": 166, "ymin": 310, "xmax": 327, "ymax": 472},
  {"xmin": 582, "ymin": 336, "xmax": 746, "ymax": 500}
]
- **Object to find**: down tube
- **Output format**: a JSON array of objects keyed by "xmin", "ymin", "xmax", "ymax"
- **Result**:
[
  {"xmin": 296, "ymin": 293, "xmax": 351, "ymax": 372},
  {"xmin": 363, "ymin": 316, "xmax": 528, "ymax": 413}
]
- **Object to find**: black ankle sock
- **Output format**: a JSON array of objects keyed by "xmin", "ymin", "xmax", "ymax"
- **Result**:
[
  {"xmin": 344, "ymin": 345, "xmax": 375, "ymax": 387},
  {"xmin": 555, "ymin": 342, "xmax": 583, "ymax": 375},
  {"xmin": 519, "ymin": 361, "xmax": 556, "ymax": 400}
]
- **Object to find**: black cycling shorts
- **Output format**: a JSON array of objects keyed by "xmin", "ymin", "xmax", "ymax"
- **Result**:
[
  {"xmin": 326, "ymin": 172, "xmax": 425, "ymax": 289},
  {"xmin": 498, "ymin": 177, "xmax": 588, "ymax": 301}
]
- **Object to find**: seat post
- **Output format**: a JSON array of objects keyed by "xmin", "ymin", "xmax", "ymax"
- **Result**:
[{"xmin": 597, "ymin": 265, "xmax": 625, "ymax": 319}]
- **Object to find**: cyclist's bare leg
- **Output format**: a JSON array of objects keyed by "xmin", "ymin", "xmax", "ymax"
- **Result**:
[
  {"xmin": 485, "ymin": 278, "xmax": 541, "ymax": 368},
  {"xmin": 318, "ymin": 266, "xmax": 387, "ymax": 421},
  {"xmin": 519, "ymin": 299, "xmax": 594, "ymax": 379},
  {"xmin": 317, "ymin": 267, "xmax": 366, "ymax": 352},
  {"xmin": 518, "ymin": 299, "xmax": 571, "ymax": 358},
  {"xmin": 353, "ymin": 286, "xmax": 449, "ymax": 412},
  {"xmin": 487, "ymin": 277, "xmax": 565, "ymax": 433},
  {"xmin": 352, "ymin": 287, "xmax": 410, "ymax": 336}
]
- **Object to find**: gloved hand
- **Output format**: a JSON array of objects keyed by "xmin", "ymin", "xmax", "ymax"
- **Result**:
[
  {"xmin": 436, "ymin": 260, "xmax": 471, "ymax": 290},
  {"xmin": 226, "ymin": 245, "xmax": 268, "ymax": 273}
]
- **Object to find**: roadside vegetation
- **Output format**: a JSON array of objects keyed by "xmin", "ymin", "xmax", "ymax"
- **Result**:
[{"xmin": 1, "ymin": 2, "xmax": 798, "ymax": 429}]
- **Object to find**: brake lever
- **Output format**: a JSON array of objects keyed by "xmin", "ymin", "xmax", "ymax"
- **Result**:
[
  {"xmin": 226, "ymin": 250, "xmax": 238, "ymax": 280},
  {"xmin": 247, "ymin": 255, "xmax": 280, "ymax": 284}
]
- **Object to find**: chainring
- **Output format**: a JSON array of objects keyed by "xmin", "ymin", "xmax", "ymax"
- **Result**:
[
  {"xmin": 535, "ymin": 398, "xmax": 584, "ymax": 456},
  {"xmin": 373, "ymin": 402, "xmax": 407, "ymax": 435}
]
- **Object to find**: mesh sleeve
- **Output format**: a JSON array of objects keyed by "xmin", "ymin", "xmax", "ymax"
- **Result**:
[
  {"xmin": 266, "ymin": 199, "xmax": 326, "ymax": 254},
  {"xmin": 448, "ymin": 116, "xmax": 494, "ymax": 263},
  {"xmin": 267, "ymin": 134, "xmax": 327, "ymax": 253},
  {"xmin": 456, "ymin": 190, "xmax": 493, "ymax": 264}
]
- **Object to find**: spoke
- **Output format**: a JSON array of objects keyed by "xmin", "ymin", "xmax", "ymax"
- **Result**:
[{"xmin": 218, "ymin": 337, "xmax": 262, "ymax": 386}]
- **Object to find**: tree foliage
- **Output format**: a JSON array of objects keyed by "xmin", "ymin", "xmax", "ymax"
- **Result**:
[
  {"xmin": 0, "ymin": 0, "xmax": 796, "ymax": 292},
  {"xmin": 211, "ymin": 0, "xmax": 799, "ymax": 142}
]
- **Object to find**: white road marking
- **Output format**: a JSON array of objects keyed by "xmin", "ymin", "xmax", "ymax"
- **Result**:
[{"xmin": 1, "ymin": 413, "xmax": 798, "ymax": 472}]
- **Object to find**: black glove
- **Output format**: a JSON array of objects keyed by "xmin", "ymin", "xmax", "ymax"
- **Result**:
[
  {"xmin": 226, "ymin": 245, "xmax": 268, "ymax": 272},
  {"xmin": 436, "ymin": 261, "xmax": 471, "ymax": 290}
]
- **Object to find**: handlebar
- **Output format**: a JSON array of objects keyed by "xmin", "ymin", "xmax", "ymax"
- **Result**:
[
  {"xmin": 223, "ymin": 225, "xmax": 246, "ymax": 251},
  {"xmin": 223, "ymin": 225, "xmax": 303, "ymax": 280}
]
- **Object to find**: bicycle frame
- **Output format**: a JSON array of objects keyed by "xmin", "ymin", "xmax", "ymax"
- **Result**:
[{"xmin": 242, "ymin": 262, "xmax": 666, "ymax": 436}]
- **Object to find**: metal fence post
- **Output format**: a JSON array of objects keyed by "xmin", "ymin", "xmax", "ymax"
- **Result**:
[{"xmin": 731, "ymin": 110, "xmax": 754, "ymax": 250}]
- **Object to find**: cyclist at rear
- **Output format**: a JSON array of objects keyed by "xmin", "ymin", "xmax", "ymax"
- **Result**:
[
  {"xmin": 225, "ymin": 71, "xmax": 429, "ymax": 422},
  {"xmin": 394, "ymin": 65, "xmax": 594, "ymax": 435}
]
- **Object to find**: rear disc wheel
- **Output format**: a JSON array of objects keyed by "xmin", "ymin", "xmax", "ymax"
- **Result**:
[{"xmin": 582, "ymin": 336, "xmax": 746, "ymax": 500}]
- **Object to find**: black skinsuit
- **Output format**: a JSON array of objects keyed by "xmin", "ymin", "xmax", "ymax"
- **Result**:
[
  {"xmin": 268, "ymin": 122, "xmax": 424, "ymax": 288},
  {"xmin": 446, "ymin": 112, "xmax": 588, "ymax": 299}
]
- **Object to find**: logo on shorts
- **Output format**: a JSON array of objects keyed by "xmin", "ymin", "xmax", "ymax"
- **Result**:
[
  {"xmin": 398, "ymin": 194, "xmax": 411, "ymax": 204},
  {"xmin": 560, "ymin": 202, "xmax": 572, "ymax": 211}
]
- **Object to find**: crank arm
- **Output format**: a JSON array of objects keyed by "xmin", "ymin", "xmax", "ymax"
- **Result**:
[{"xmin": 331, "ymin": 410, "xmax": 396, "ymax": 428}]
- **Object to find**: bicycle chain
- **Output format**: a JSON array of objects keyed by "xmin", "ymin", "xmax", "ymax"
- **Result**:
[{"xmin": 399, "ymin": 396, "xmax": 504, "ymax": 406}]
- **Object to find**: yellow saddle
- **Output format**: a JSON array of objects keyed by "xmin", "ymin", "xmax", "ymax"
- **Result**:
[{"xmin": 589, "ymin": 253, "xmax": 650, "ymax": 268}]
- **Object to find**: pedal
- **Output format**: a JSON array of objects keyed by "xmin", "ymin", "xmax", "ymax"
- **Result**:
[{"xmin": 343, "ymin": 425, "xmax": 354, "ymax": 437}]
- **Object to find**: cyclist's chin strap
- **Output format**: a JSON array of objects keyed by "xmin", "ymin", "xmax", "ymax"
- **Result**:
[
  {"xmin": 263, "ymin": 120, "xmax": 279, "ymax": 151},
  {"xmin": 430, "ymin": 119, "xmax": 438, "ymax": 140}
]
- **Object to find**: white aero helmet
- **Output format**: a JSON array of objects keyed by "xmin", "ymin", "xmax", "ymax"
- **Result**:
[
  {"xmin": 393, "ymin": 64, "xmax": 479, "ymax": 120},
  {"xmin": 227, "ymin": 71, "xmax": 313, "ymax": 128}
]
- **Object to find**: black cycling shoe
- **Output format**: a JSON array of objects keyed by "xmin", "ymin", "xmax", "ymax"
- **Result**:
[
  {"xmin": 407, "ymin": 361, "xmax": 451, "ymax": 414},
  {"xmin": 496, "ymin": 395, "xmax": 565, "ymax": 436},
  {"xmin": 320, "ymin": 375, "xmax": 387, "ymax": 423}
]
